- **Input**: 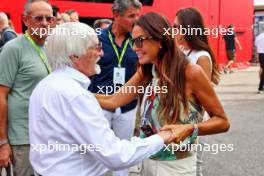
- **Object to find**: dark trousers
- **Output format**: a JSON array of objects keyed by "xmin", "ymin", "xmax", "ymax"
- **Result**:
[
  {"xmin": 259, "ymin": 53, "xmax": 264, "ymax": 91},
  {"xmin": 0, "ymin": 166, "xmax": 11, "ymax": 176}
]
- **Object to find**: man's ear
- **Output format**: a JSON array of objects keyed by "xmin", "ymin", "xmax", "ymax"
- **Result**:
[
  {"xmin": 69, "ymin": 55, "xmax": 80, "ymax": 64},
  {"xmin": 113, "ymin": 12, "xmax": 120, "ymax": 19},
  {"xmin": 22, "ymin": 15, "xmax": 29, "ymax": 27}
]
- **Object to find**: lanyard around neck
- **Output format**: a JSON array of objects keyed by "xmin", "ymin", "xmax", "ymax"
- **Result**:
[
  {"xmin": 108, "ymin": 31, "xmax": 129, "ymax": 67},
  {"xmin": 24, "ymin": 32, "xmax": 51, "ymax": 74}
]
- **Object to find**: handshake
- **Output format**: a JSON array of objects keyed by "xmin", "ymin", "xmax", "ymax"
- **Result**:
[{"xmin": 156, "ymin": 124, "xmax": 196, "ymax": 145}]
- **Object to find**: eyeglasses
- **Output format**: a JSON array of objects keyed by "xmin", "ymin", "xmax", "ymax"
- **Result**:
[
  {"xmin": 131, "ymin": 36, "xmax": 152, "ymax": 48},
  {"xmin": 94, "ymin": 42, "xmax": 103, "ymax": 51},
  {"xmin": 29, "ymin": 15, "xmax": 55, "ymax": 23}
]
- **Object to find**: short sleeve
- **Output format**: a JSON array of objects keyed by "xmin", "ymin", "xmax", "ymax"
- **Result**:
[{"xmin": 0, "ymin": 43, "xmax": 20, "ymax": 88}]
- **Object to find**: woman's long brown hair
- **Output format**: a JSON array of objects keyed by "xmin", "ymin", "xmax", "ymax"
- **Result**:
[
  {"xmin": 135, "ymin": 12, "xmax": 189, "ymax": 124},
  {"xmin": 176, "ymin": 7, "xmax": 220, "ymax": 85}
]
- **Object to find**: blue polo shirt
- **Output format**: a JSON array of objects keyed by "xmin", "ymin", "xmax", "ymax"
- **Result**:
[{"xmin": 89, "ymin": 25, "xmax": 138, "ymax": 113}]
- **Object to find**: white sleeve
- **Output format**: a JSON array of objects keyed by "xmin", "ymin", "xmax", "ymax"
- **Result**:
[
  {"xmin": 65, "ymin": 93, "xmax": 164, "ymax": 170},
  {"xmin": 255, "ymin": 37, "xmax": 259, "ymax": 48},
  {"xmin": 196, "ymin": 51, "xmax": 212, "ymax": 67}
]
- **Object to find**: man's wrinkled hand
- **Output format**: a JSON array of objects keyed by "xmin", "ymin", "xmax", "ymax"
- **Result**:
[
  {"xmin": 160, "ymin": 124, "xmax": 193, "ymax": 144},
  {"xmin": 158, "ymin": 130, "xmax": 174, "ymax": 144},
  {"xmin": 0, "ymin": 143, "xmax": 12, "ymax": 168}
]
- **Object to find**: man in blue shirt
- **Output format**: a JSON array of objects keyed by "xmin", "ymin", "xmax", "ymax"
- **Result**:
[{"xmin": 89, "ymin": 0, "xmax": 141, "ymax": 175}]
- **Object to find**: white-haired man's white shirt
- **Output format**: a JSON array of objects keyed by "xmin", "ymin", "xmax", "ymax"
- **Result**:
[{"xmin": 29, "ymin": 66, "xmax": 164, "ymax": 176}]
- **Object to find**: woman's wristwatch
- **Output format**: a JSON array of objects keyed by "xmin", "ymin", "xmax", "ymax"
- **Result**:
[{"xmin": 0, "ymin": 139, "xmax": 8, "ymax": 146}]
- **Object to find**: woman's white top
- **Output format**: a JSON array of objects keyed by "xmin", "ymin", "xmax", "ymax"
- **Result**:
[
  {"xmin": 181, "ymin": 48, "xmax": 213, "ymax": 121},
  {"xmin": 182, "ymin": 48, "xmax": 212, "ymax": 67}
]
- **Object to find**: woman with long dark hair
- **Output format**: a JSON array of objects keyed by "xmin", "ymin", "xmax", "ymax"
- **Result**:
[
  {"xmin": 174, "ymin": 7, "xmax": 220, "ymax": 85},
  {"xmin": 174, "ymin": 7, "xmax": 220, "ymax": 176},
  {"xmin": 95, "ymin": 12, "xmax": 229, "ymax": 175}
]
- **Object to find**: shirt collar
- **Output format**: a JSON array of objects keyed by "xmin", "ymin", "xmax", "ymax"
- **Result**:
[
  {"xmin": 108, "ymin": 24, "xmax": 132, "ymax": 40},
  {"xmin": 61, "ymin": 66, "xmax": 91, "ymax": 89}
]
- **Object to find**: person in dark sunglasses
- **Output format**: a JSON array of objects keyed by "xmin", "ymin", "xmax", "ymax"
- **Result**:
[
  {"xmin": 22, "ymin": 0, "xmax": 56, "ymax": 42},
  {"xmin": 95, "ymin": 12, "xmax": 230, "ymax": 176},
  {"xmin": 131, "ymin": 36, "xmax": 152, "ymax": 48},
  {"xmin": 0, "ymin": 1, "xmax": 54, "ymax": 176}
]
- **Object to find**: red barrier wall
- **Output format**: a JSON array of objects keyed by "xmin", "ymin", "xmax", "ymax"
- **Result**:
[{"xmin": 0, "ymin": 0, "xmax": 254, "ymax": 64}]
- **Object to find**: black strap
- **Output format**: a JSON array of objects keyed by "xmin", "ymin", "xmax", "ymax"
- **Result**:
[
  {"xmin": 187, "ymin": 49, "xmax": 193, "ymax": 56},
  {"xmin": 0, "ymin": 166, "xmax": 12, "ymax": 176}
]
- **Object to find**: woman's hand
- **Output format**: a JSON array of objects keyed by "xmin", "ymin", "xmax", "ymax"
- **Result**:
[{"xmin": 160, "ymin": 124, "xmax": 194, "ymax": 144}]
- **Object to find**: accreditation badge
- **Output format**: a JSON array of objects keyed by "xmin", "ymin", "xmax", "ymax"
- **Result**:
[{"xmin": 113, "ymin": 67, "xmax": 126, "ymax": 85}]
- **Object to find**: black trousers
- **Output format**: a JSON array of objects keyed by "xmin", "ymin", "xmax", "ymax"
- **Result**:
[{"xmin": 259, "ymin": 53, "xmax": 264, "ymax": 91}]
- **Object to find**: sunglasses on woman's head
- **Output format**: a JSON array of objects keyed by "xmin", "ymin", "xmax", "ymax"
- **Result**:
[{"xmin": 131, "ymin": 36, "xmax": 152, "ymax": 48}]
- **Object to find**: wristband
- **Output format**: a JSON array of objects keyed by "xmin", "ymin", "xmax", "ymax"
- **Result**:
[{"xmin": 0, "ymin": 139, "xmax": 8, "ymax": 146}]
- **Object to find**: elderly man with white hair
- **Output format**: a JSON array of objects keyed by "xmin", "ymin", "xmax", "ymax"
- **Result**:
[{"xmin": 29, "ymin": 22, "xmax": 174, "ymax": 176}]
